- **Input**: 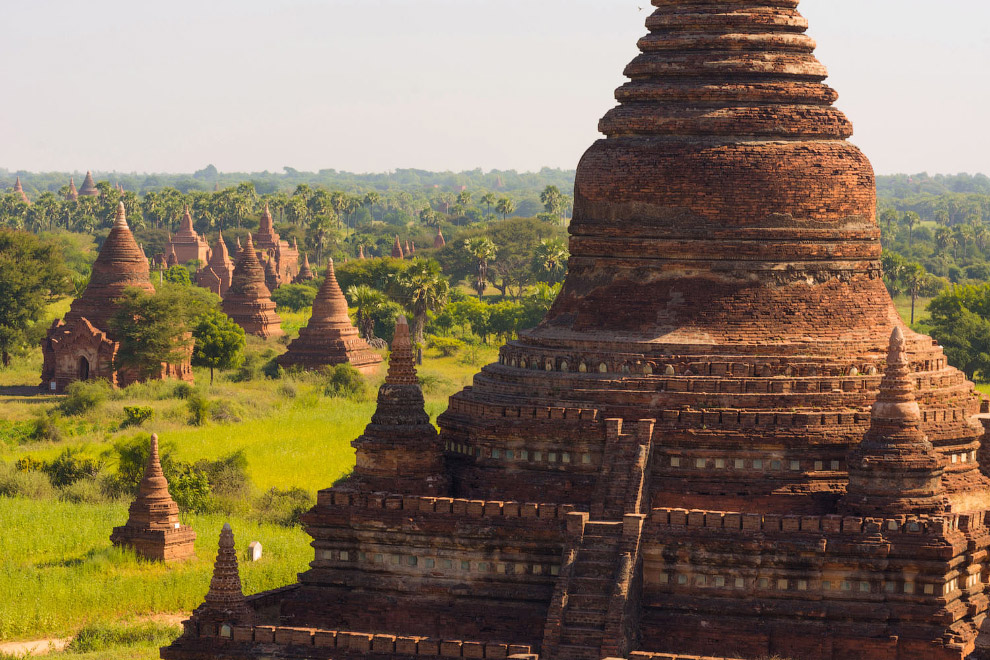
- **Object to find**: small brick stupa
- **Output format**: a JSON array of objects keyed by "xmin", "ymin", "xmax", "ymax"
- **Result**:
[
  {"xmin": 222, "ymin": 234, "xmax": 283, "ymax": 339},
  {"xmin": 66, "ymin": 177, "xmax": 79, "ymax": 202},
  {"xmin": 276, "ymin": 258, "xmax": 381, "ymax": 373},
  {"xmin": 41, "ymin": 203, "xmax": 193, "ymax": 392},
  {"xmin": 110, "ymin": 434, "xmax": 196, "ymax": 561},
  {"xmin": 198, "ymin": 230, "xmax": 235, "ymax": 296},
  {"xmin": 78, "ymin": 171, "xmax": 99, "ymax": 197},
  {"xmin": 433, "ymin": 226, "xmax": 445, "ymax": 249},
  {"xmin": 167, "ymin": 206, "xmax": 210, "ymax": 266},
  {"xmin": 347, "ymin": 316, "xmax": 446, "ymax": 494},
  {"xmin": 165, "ymin": 524, "xmax": 252, "ymax": 652},
  {"xmin": 842, "ymin": 327, "xmax": 947, "ymax": 516},
  {"xmin": 292, "ymin": 253, "xmax": 315, "ymax": 284},
  {"xmin": 13, "ymin": 177, "xmax": 29, "ymax": 204},
  {"xmin": 390, "ymin": 235, "xmax": 403, "ymax": 259}
]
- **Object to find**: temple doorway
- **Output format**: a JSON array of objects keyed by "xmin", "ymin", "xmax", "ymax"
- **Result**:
[{"xmin": 78, "ymin": 356, "xmax": 90, "ymax": 381}]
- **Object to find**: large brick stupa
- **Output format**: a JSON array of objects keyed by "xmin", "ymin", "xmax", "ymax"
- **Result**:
[
  {"xmin": 276, "ymin": 258, "xmax": 382, "ymax": 374},
  {"xmin": 222, "ymin": 234, "xmax": 283, "ymax": 339},
  {"xmin": 164, "ymin": 2, "xmax": 990, "ymax": 659}
]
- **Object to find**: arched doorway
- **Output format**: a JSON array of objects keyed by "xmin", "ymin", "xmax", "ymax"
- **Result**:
[{"xmin": 78, "ymin": 356, "xmax": 90, "ymax": 381}]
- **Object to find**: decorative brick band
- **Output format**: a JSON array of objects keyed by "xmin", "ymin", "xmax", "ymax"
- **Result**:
[
  {"xmin": 648, "ymin": 507, "xmax": 984, "ymax": 537},
  {"xmin": 212, "ymin": 624, "xmax": 530, "ymax": 658},
  {"xmin": 318, "ymin": 488, "xmax": 576, "ymax": 521}
]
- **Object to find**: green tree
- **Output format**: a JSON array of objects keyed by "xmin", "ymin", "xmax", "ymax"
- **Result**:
[
  {"xmin": 192, "ymin": 310, "xmax": 246, "ymax": 385},
  {"xmin": 164, "ymin": 265, "xmax": 192, "ymax": 286},
  {"xmin": 481, "ymin": 192, "xmax": 497, "ymax": 219},
  {"xmin": 0, "ymin": 230, "xmax": 74, "ymax": 365},
  {"xmin": 533, "ymin": 238, "xmax": 569, "ymax": 284},
  {"xmin": 899, "ymin": 262, "xmax": 926, "ymax": 325},
  {"xmin": 346, "ymin": 284, "xmax": 388, "ymax": 339},
  {"xmin": 464, "ymin": 237, "xmax": 497, "ymax": 298},
  {"xmin": 495, "ymin": 197, "xmax": 515, "ymax": 221},
  {"xmin": 394, "ymin": 259, "xmax": 450, "ymax": 343},
  {"xmin": 541, "ymin": 185, "xmax": 564, "ymax": 223},
  {"xmin": 902, "ymin": 211, "xmax": 920, "ymax": 248},
  {"xmin": 364, "ymin": 191, "xmax": 381, "ymax": 222}
]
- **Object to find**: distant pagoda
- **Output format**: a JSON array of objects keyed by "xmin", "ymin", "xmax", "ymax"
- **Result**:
[
  {"xmin": 41, "ymin": 203, "xmax": 193, "ymax": 392},
  {"xmin": 66, "ymin": 178, "xmax": 79, "ymax": 202},
  {"xmin": 433, "ymin": 226, "xmax": 445, "ymax": 249},
  {"xmin": 391, "ymin": 236, "xmax": 404, "ymax": 259},
  {"xmin": 198, "ymin": 230, "xmax": 235, "ymax": 296},
  {"xmin": 12, "ymin": 177, "xmax": 29, "ymax": 204},
  {"xmin": 292, "ymin": 253, "xmax": 315, "ymax": 284},
  {"xmin": 78, "ymin": 171, "xmax": 100, "ymax": 197},
  {"xmin": 276, "ymin": 258, "xmax": 381, "ymax": 373},
  {"xmin": 252, "ymin": 203, "xmax": 298, "ymax": 286},
  {"xmin": 222, "ymin": 234, "xmax": 283, "ymax": 338},
  {"xmin": 110, "ymin": 434, "xmax": 196, "ymax": 562},
  {"xmin": 166, "ymin": 206, "xmax": 210, "ymax": 266}
]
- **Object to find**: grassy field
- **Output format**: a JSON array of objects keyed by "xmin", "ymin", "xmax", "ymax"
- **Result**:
[
  {"xmin": 892, "ymin": 294, "xmax": 933, "ymax": 327},
  {"xmin": 0, "ymin": 299, "xmax": 499, "ymax": 657}
]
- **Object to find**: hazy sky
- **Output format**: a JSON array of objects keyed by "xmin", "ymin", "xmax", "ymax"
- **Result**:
[{"xmin": 2, "ymin": 0, "xmax": 988, "ymax": 175}]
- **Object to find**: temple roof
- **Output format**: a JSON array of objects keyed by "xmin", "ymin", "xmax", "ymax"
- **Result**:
[
  {"xmin": 391, "ymin": 236, "xmax": 404, "ymax": 259},
  {"xmin": 66, "ymin": 178, "xmax": 79, "ymax": 202},
  {"xmin": 78, "ymin": 171, "xmax": 100, "ymax": 197},
  {"xmin": 13, "ymin": 177, "xmax": 29, "ymax": 204},
  {"xmin": 434, "ymin": 227, "xmax": 445, "ymax": 249},
  {"xmin": 194, "ymin": 523, "xmax": 252, "ymax": 625}
]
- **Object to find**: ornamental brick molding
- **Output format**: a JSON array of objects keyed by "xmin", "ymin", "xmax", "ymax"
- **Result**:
[
  {"xmin": 110, "ymin": 433, "xmax": 195, "ymax": 561},
  {"xmin": 164, "ymin": 2, "xmax": 990, "ymax": 659},
  {"xmin": 41, "ymin": 203, "xmax": 193, "ymax": 392},
  {"xmin": 276, "ymin": 259, "xmax": 382, "ymax": 373},
  {"xmin": 222, "ymin": 233, "xmax": 284, "ymax": 339}
]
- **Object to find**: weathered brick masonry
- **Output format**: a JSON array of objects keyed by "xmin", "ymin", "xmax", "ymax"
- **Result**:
[{"xmin": 164, "ymin": 1, "xmax": 990, "ymax": 659}]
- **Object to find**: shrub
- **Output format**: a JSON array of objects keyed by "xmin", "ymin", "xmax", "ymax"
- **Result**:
[
  {"xmin": 255, "ymin": 487, "xmax": 315, "ymax": 526},
  {"xmin": 187, "ymin": 392, "xmax": 212, "ymax": 426},
  {"xmin": 169, "ymin": 382, "xmax": 195, "ymax": 400},
  {"xmin": 0, "ymin": 461, "xmax": 54, "ymax": 499},
  {"xmin": 30, "ymin": 448, "xmax": 103, "ymax": 488},
  {"xmin": 29, "ymin": 411, "xmax": 64, "ymax": 443},
  {"xmin": 322, "ymin": 364, "xmax": 369, "ymax": 401},
  {"xmin": 60, "ymin": 380, "xmax": 110, "ymax": 416},
  {"xmin": 195, "ymin": 450, "xmax": 251, "ymax": 498},
  {"xmin": 58, "ymin": 476, "xmax": 110, "ymax": 504},
  {"xmin": 68, "ymin": 621, "xmax": 182, "ymax": 654},
  {"xmin": 122, "ymin": 406, "xmax": 154, "ymax": 428},
  {"xmin": 209, "ymin": 399, "xmax": 243, "ymax": 424},
  {"xmin": 168, "ymin": 466, "xmax": 213, "ymax": 513},
  {"xmin": 427, "ymin": 334, "xmax": 464, "ymax": 357},
  {"xmin": 277, "ymin": 382, "xmax": 298, "ymax": 399},
  {"xmin": 458, "ymin": 344, "xmax": 484, "ymax": 367},
  {"xmin": 271, "ymin": 284, "xmax": 317, "ymax": 312}
]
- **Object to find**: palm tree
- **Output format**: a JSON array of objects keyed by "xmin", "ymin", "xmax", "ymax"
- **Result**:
[
  {"xmin": 481, "ymin": 192, "xmax": 496, "ymax": 219},
  {"xmin": 900, "ymin": 263, "xmax": 926, "ymax": 325},
  {"xmin": 495, "ymin": 197, "xmax": 515, "ymax": 221},
  {"xmin": 457, "ymin": 190, "xmax": 472, "ymax": 210},
  {"xmin": 395, "ymin": 259, "xmax": 450, "ymax": 343},
  {"xmin": 346, "ymin": 284, "xmax": 387, "ymax": 339},
  {"xmin": 464, "ymin": 237, "xmax": 497, "ymax": 298},
  {"xmin": 533, "ymin": 238, "xmax": 570, "ymax": 284},
  {"xmin": 541, "ymin": 186, "xmax": 564, "ymax": 223},
  {"xmin": 364, "ymin": 191, "xmax": 381, "ymax": 222},
  {"xmin": 902, "ymin": 211, "xmax": 919, "ymax": 248},
  {"xmin": 934, "ymin": 226, "xmax": 953, "ymax": 256}
]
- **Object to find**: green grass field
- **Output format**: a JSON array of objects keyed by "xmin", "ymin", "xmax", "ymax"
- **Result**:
[{"xmin": 0, "ymin": 300, "xmax": 499, "ymax": 657}]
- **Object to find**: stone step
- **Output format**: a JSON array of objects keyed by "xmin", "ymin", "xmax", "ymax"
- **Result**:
[
  {"xmin": 554, "ymin": 643, "xmax": 601, "ymax": 660},
  {"xmin": 585, "ymin": 521, "xmax": 623, "ymax": 537},
  {"xmin": 577, "ymin": 548, "xmax": 618, "ymax": 564},
  {"xmin": 567, "ymin": 593, "xmax": 609, "ymax": 610},
  {"xmin": 561, "ymin": 625, "xmax": 606, "ymax": 647},
  {"xmin": 569, "ymin": 576, "xmax": 613, "ymax": 595},
  {"xmin": 564, "ymin": 608, "xmax": 606, "ymax": 628},
  {"xmin": 573, "ymin": 561, "xmax": 615, "ymax": 579}
]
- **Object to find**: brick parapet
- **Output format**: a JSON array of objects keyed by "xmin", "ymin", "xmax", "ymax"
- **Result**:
[{"xmin": 315, "ymin": 488, "xmax": 576, "ymax": 523}]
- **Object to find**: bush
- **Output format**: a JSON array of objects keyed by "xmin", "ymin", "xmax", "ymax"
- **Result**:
[
  {"xmin": 25, "ymin": 448, "xmax": 103, "ymax": 488},
  {"xmin": 322, "ymin": 364, "xmax": 369, "ymax": 401},
  {"xmin": 187, "ymin": 392, "xmax": 212, "ymax": 426},
  {"xmin": 167, "ymin": 466, "xmax": 213, "ymax": 513},
  {"xmin": 418, "ymin": 371, "xmax": 452, "ymax": 394},
  {"xmin": 195, "ymin": 450, "xmax": 251, "ymax": 498},
  {"xmin": 0, "ymin": 461, "xmax": 54, "ymax": 499},
  {"xmin": 29, "ymin": 411, "xmax": 64, "ymax": 443},
  {"xmin": 209, "ymin": 399, "xmax": 244, "ymax": 424},
  {"xmin": 169, "ymin": 382, "xmax": 195, "ymax": 400},
  {"xmin": 60, "ymin": 380, "xmax": 110, "ymax": 416},
  {"xmin": 122, "ymin": 406, "xmax": 154, "ymax": 428},
  {"xmin": 427, "ymin": 334, "xmax": 464, "ymax": 357},
  {"xmin": 58, "ymin": 476, "xmax": 111, "ymax": 504},
  {"xmin": 271, "ymin": 283, "xmax": 318, "ymax": 312},
  {"xmin": 255, "ymin": 487, "xmax": 315, "ymax": 526},
  {"xmin": 231, "ymin": 349, "xmax": 278, "ymax": 382},
  {"xmin": 68, "ymin": 621, "xmax": 182, "ymax": 654},
  {"xmin": 277, "ymin": 382, "xmax": 298, "ymax": 399}
]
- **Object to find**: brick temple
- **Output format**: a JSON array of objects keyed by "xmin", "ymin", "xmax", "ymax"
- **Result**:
[
  {"xmin": 41, "ymin": 203, "xmax": 193, "ymax": 392},
  {"xmin": 166, "ymin": 206, "xmax": 211, "ymax": 267},
  {"xmin": 111, "ymin": 433, "xmax": 196, "ymax": 561},
  {"xmin": 253, "ymin": 203, "xmax": 299, "ymax": 288},
  {"xmin": 222, "ymin": 233, "xmax": 283, "ymax": 339},
  {"xmin": 163, "ymin": 2, "xmax": 990, "ymax": 659},
  {"xmin": 276, "ymin": 258, "xmax": 382, "ymax": 374}
]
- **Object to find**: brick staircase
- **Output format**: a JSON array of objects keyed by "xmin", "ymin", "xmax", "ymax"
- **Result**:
[{"xmin": 542, "ymin": 419, "xmax": 654, "ymax": 660}]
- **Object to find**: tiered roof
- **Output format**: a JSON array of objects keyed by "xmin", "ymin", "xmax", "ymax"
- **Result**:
[
  {"xmin": 13, "ymin": 177, "xmax": 29, "ymax": 204},
  {"xmin": 277, "ymin": 259, "xmax": 382, "ymax": 373},
  {"xmin": 66, "ymin": 178, "xmax": 79, "ymax": 202},
  {"xmin": 78, "ymin": 171, "xmax": 100, "ymax": 197},
  {"xmin": 391, "ymin": 236, "xmax": 404, "ymax": 259},
  {"xmin": 221, "ymin": 234, "xmax": 283, "ymax": 338}
]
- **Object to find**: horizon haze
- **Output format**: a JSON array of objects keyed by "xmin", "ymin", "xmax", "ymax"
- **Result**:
[{"xmin": 2, "ymin": 0, "xmax": 988, "ymax": 176}]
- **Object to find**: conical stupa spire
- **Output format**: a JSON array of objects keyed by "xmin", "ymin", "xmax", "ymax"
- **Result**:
[
  {"xmin": 358, "ymin": 245, "xmax": 366, "ymax": 260},
  {"xmin": 79, "ymin": 171, "xmax": 99, "ymax": 197},
  {"xmin": 114, "ymin": 201, "xmax": 128, "ymax": 229},
  {"xmin": 310, "ymin": 258, "xmax": 351, "ymax": 326},
  {"xmin": 67, "ymin": 177, "xmax": 79, "ymax": 202},
  {"xmin": 434, "ymin": 226, "xmax": 445, "ymax": 249},
  {"xmin": 391, "ymin": 236, "xmax": 404, "ymax": 259},
  {"xmin": 405, "ymin": 240, "xmax": 412, "ymax": 256},
  {"xmin": 386, "ymin": 316, "xmax": 418, "ymax": 386},
  {"xmin": 13, "ymin": 177, "xmax": 29, "ymax": 204},
  {"xmin": 180, "ymin": 206, "xmax": 194, "ymax": 232},
  {"xmin": 110, "ymin": 433, "xmax": 197, "ymax": 561},
  {"xmin": 222, "ymin": 231, "xmax": 283, "ymax": 338},
  {"xmin": 192, "ymin": 523, "xmax": 252, "ymax": 625},
  {"xmin": 260, "ymin": 203, "xmax": 273, "ymax": 232},
  {"xmin": 842, "ymin": 328, "xmax": 946, "ymax": 516}
]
